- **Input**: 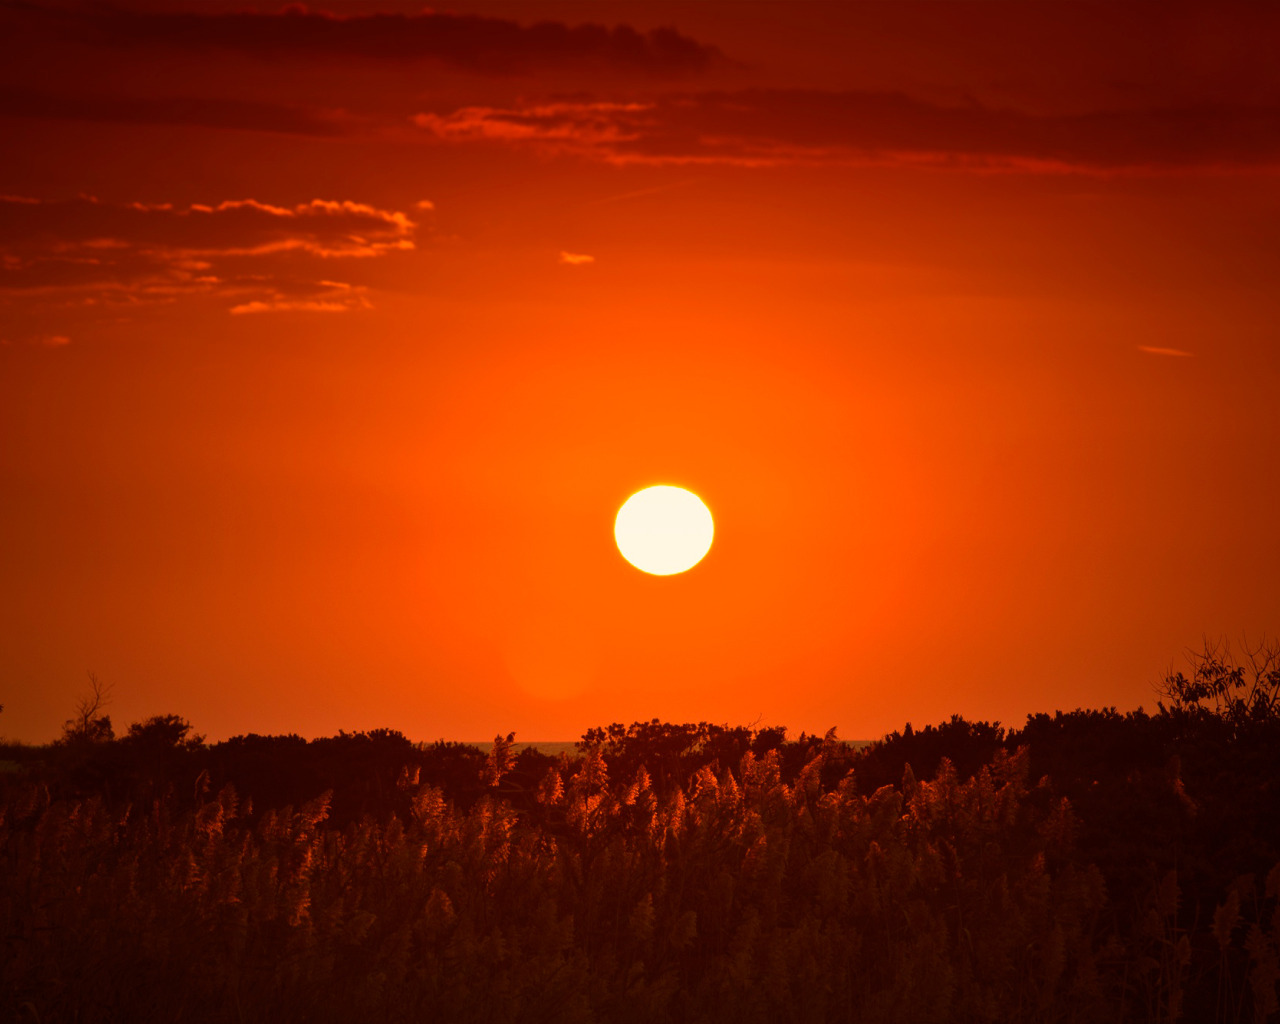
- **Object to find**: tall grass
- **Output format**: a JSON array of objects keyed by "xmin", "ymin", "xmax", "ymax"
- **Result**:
[{"xmin": 2, "ymin": 737, "xmax": 1276, "ymax": 1022}]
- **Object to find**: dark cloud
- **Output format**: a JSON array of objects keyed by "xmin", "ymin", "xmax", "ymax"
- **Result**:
[
  {"xmin": 0, "ymin": 87, "xmax": 347, "ymax": 136},
  {"xmin": 414, "ymin": 90, "xmax": 1280, "ymax": 172},
  {"xmin": 0, "ymin": 195, "xmax": 415, "ymax": 254},
  {"xmin": 16, "ymin": 3, "xmax": 719, "ymax": 77},
  {"xmin": 0, "ymin": 194, "xmax": 421, "ymax": 313}
]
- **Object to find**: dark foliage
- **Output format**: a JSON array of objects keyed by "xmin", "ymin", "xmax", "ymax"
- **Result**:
[
  {"xmin": 579, "ymin": 720, "xmax": 789, "ymax": 797},
  {"xmin": 853, "ymin": 714, "xmax": 1007, "ymax": 793},
  {"xmin": 3, "ymin": 642, "xmax": 1279, "ymax": 1021}
]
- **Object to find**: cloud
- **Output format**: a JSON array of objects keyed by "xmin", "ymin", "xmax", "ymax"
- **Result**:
[
  {"xmin": 0, "ymin": 195, "xmax": 415, "ymax": 254},
  {"xmin": 1138, "ymin": 345, "xmax": 1194, "ymax": 358},
  {"xmin": 558, "ymin": 251, "xmax": 596, "ymax": 266},
  {"xmin": 413, "ymin": 91, "xmax": 1280, "ymax": 172},
  {"xmin": 230, "ymin": 299, "xmax": 354, "ymax": 315},
  {"xmin": 0, "ymin": 333, "xmax": 72, "ymax": 347},
  {"xmin": 0, "ymin": 194, "xmax": 418, "ymax": 314},
  {"xmin": 0, "ymin": 87, "xmax": 348, "ymax": 136},
  {"xmin": 27, "ymin": 5, "xmax": 719, "ymax": 78},
  {"xmin": 229, "ymin": 280, "xmax": 371, "ymax": 315},
  {"xmin": 415, "ymin": 102, "xmax": 652, "ymax": 146}
]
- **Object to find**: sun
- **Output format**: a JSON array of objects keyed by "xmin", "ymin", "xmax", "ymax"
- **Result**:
[{"xmin": 614, "ymin": 485, "xmax": 714, "ymax": 575}]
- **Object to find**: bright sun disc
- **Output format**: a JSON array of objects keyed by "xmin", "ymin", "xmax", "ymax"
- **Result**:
[{"xmin": 614, "ymin": 485, "xmax": 714, "ymax": 575}]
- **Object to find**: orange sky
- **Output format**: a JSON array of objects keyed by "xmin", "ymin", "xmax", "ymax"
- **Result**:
[{"xmin": 2, "ymin": 2, "xmax": 1278, "ymax": 744}]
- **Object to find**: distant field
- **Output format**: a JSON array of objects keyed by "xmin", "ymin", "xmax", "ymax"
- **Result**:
[
  {"xmin": 461, "ymin": 740, "xmax": 873, "ymax": 756},
  {"xmin": 454, "ymin": 741, "xmax": 580, "ymax": 757}
]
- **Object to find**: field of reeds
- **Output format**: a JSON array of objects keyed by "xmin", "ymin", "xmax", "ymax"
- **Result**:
[{"xmin": 2, "ymin": 645, "xmax": 1279, "ymax": 1023}]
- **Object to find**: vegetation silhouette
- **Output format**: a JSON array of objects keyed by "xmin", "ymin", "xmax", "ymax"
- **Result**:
[{"xmin": 1, "ymin": 640, "xmax": 1279, "ymax": 1022}]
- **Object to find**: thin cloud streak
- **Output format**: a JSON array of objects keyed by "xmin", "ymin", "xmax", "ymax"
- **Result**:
[
  {"xmin": 580, "ymin": 179, "xmax": 700, "ymax": 207},
  {"xmin": 0, "ymin": 332, "xmax": 72, "ymax": 347},
  {"xmin": 1138, "ymin": 345, "xmax": 1194, "ymax": 358},
  {"xmin": 0, "ymin": 87, "xmax": 349, "ymax": 136},
  {"xmin": 230, "ymin": 280, "xmax": 372, "ymax": 315},
  {"xmin": 413, "ymin": 91, "xmax": 1280, "ymax": 172},
  {"xmin": 230, "ymin": 299, "xmax": 358, "ymax": 315}
]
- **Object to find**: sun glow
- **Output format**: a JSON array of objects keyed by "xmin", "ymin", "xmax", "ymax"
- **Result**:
[{"xmin": 614, "ymin": 485, "xmax": 714, "ymax": 575}]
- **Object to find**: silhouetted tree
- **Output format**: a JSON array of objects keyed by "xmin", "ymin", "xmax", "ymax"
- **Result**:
[
  {"xmin": 1157, "ymin": 637, "xmax": 1280, "ymax": 740},
  {"xmin": 123, "ymin": 713, "xmax": 204, "ymax": 752},
  {"xmin": 60, "ymin": 673, "xmax": 114, "ymax": 745},
  {"xmin": 854, "ymin": 714, "xmax": 1005, "ymax": 793}
]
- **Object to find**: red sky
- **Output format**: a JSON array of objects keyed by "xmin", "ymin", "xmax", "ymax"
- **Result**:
[{"xmin": 2, "ymin": 1, "xmax": 1278, "ymax": 744}]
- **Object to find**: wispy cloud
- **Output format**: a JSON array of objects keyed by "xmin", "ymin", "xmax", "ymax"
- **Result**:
[
  {"xmin": 0, "ymin": 87, "xmax": 349, "ymax": 137},
  {"xmin": 413, "ymin": 91, "xmax": 1280, "ymax": 173},
  {"xmin": 558, "ymin": 251, "xmax": 596, "ymax": 266},
  {"xmin": 415, "ymin": 102, "xmax": 653, "ymax": 146},
  {"xmin": 1138, "ymin": 345, "xmax": 1194, "ymax": 358},
  {"xmin": 580, "ymin": 179, "xmax": 699, "ymax": 207},
  {"xmin": 230, "ymin": 281, "xmax": 371, "ymax": 315},
  {"xmin": 0, "ymin": 332, "xmax": 72, "ymax": 348},
  {"xmin": 0, "ymin": 194, "xmax": 421, "ymax": 315}
]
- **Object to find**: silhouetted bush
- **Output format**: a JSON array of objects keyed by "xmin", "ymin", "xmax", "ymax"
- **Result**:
[{"xmin": 853, "ymin": 714, "xmax": 1007, "ymax": 793}]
